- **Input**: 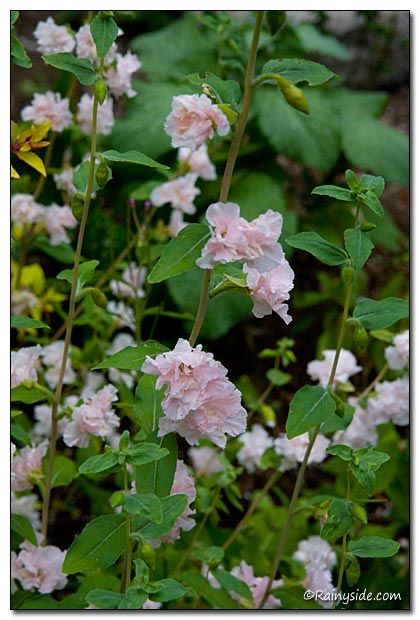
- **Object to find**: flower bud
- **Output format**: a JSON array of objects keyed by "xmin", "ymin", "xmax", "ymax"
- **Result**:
[
  {"xmin": 360, "ymin": 221, "xmax": 376, "ymax": 232},
  {"xmin": 95, "ymin": 162, "xmax": 109, "ymax": 189},
  {"xmin": 281, "ymin": 82, "xmax": 309, "ymax": 114},
  {"xmin": 110, "ymin": 490, "xmax": 125, "ymax": 508},
  {"xmin": 94, "ymin": 78, "xmax": 107, "ymax": 105},
  {"xmin": 352, "ymin": 502, "xmax": 368, "ymax": 524},
  {"xmin": 139, "ymin": 543, "xmax": 155, "ymax": 569},
  {"xmin": 71, "ymin": 193, "xmax": 84, "ymax": 222},
  {"xmin": 341, "ymin": 264, "xmax": 355, "ymax": 286},
  {"xmin": 354, "ymin": 323, "xmax": 369, "ymax": 350}
]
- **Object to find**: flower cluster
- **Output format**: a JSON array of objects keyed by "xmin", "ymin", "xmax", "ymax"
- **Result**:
[
  {"xmin": 11, "ymin": 345, "xmax": 42, "ymax": 389},
  {"xmin": 11, "ymin": 443, "xmax": 47, "ymax": 492},
  {"xmin": 12, "ymin": 540, "xmax": 67, "ymax": 594},
  {"xmin": 236, "ymin": 424, "xmax": 273, "ymax": 473},
  {"xmin": 274, "ymin": 433, "xmax": 330, "ymax": 472},
  {"xmin": 11, "ymin": 194, "xmax": 77, "ymax": 246},
  {"xmin": 110, "ymin": 263, "xmax": 147, "ymax": 300},
  {"xmin": 158, "ymin": 460, "xmax": 196, "ymax": 545},
  {"xmin": 293, "ymin": 536, "xmax": 336, "ymax": 609},
  {"xmin": 230, "ymin": 561, "xmax": 283, "ymax": 609}
]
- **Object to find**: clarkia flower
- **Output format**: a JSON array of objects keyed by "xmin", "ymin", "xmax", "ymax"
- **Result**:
[
  {"xmin": 76, "ymin": 94, "xmax": 115, "ymax": 136},
  {"xmin": 63, "ymin": 385, "xmax": 119, "ymax": 448},
  {"xmin": 367, "ymin": 377, "xmax": 409, "ymax": 426},
  {"xmin": 230, "ymin": 561, "xmax": 283, "ymax": 609},
  {"xmin": 41, "ymin": 341, "xmax": 75, "ymax": 389},
  {"xmin": 110, "ymin": 262, "xmax": 146, "ymax": 300},
  {"xmin": 12, "ymin": 541, "xmax": 67, "ymax": 594},
  {"xmin": 11, "ymin": 345, "xmax": 42, "ymax": 388},
  {"xmin": 39, "ymin": 204, "xmax": 77, "ymax": 246},
  {"xmin": 333, "ymin": 396, "xmax": 378, "ymax": 449},
  {"xmin": 34, "ymin": 17, "xmax": 75, "ymax": 54},
  {"xmin": 274, "ymin": 433, "xmax": 330, "ymax": 472},
  {"xmin": 11, "ymin": 443, "xmax": 47, "ymax": 492},
  {"xmin": 188, "ymin": 445, "xmax": 223, "ymax": 477},
  {"xmin": 307, "ymin": 349, "xmax": 362, "ymax": 388},
  {"xmin": 150, "ymin": 173, "xmax": 200, "ymax": 214},
  {"xmin": 385, "ymin": 330, "xmax": 409, "ymax": 371},
  {"xmin": 11, "ymin": 194, "xmax": 44, "ymax": 227},
  {"xmin": 21, "ymin": 92, "xmax": 72, "ymax": 133},
  {"xmin": 244, "ymin": 259, "xmax": 294, "ymax": 322},
  {"xmin": 159, "ymin": 460, "xmax": 196, "ymax": 544},
  {"xmin": 105, "ymin": 51, "xmax": 141, "ymax": 99},
  {"xmin": 178, "ymin": 144, "xmax": 216, "ymax": 180},
  {"xmin": 237, "ymin": 424, "xmax": 273, "ymax": 473}
]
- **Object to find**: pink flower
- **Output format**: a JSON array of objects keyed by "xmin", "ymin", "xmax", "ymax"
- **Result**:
[
  {"xmin": 75, "ymin": 24, "xmax": 118, "ymax": 64},
  {"xmin": 105, "ymin": 51, "xmax": 141, "ymax": 98},
  {"xmin": 367, "ymin": 377, "xmax": 409, "ymax": 426},
  {"xmin": 11, "ymin": 345, "xmax": 42, "ymax": 388},
  {"xmin": 159, "ymin": 460, "xmax": 196, "ymax": 544},
  {"xmin": 197, "ymin": 203, "xmax": 284, "ymax": 270},
  {"xmin": 21, "ymin": 91, "xmax": 72, "ymax": 132},
  {"xmin": 63, "ymin": 385, "xmax": 119, "ymax": 448},
  {"xmin": 188, "ymin": 446, "xmax": 223, "ymax": 477},
  {"xmin": 54, "ymin": 168, "xmax": 76, "ymax": 197},
  {"xmin": 293, "ymin": 536, "xmax": 336, "ymax": 570},
  {"xmin": 39, "ymin": 204, "xmax": 77, "ymax": 246},
  {"xmin": 11, "ymin": 443, "xmax": 47, "ymax": 492},
  {"xmin": 12, "ymin": 541, "xmax": 67, "ymax": 593},
  {"xmin": 274, "ymin": 433, "xmax": 330, "ymax": 472},
  {"xmin": 244, "ymin": 259, "xmax": 294, "ymax": 322},
  {"xmin": 11, "ymin": 194, "xmax": 44, "ymax": 226},
  {"xmin": 110, "ymin": 262, "xmax": 146, "ymax": 299},
  {"xmin": 164, "ymin": 94, "xmax": 230, "ymax": 150},
  {"xmin": 11, "ymin": 492, "xmax": 41, "ymax": 530},
  {"xmin": 333, "ymin": 397, "xmax": 378, "ymax": 449},
  {"xmin": 76, "ymin": 94, "xmax": 115, "ymax": 136},
  {"xmin": 107, "ymin": 301, "xmax": 135, "ymax": 332},
  {"xmin": 168, "ymin": 210, "xmax": 187, "ymax": 237},
  {"xmin": 150, "ymin": 173, "xmax": 200, "ymax": 214},
  {"xmin": 307, "ymin": 349, "xmax": 362, "ymax": 388},
  {"xmin": 142, "ymin": 338, "xmax": 246, "ymax": 447},
  {"xmin": 34, "ymin": 17, "xmax": 75, "ymax": 54},
  {"xmin": 230, "ymin": 561, "xmax": 283, "ymax": 609},
  {"xmin": 385, "ymin": 330, "xmax": 409, "ymax": 370},
  {"xmin": 237, "ymin": 424, "xmax": 273, "ymax": 473},
  {"xmin": 33, "ymin": 403, "xmax": 68, "ymax": 438},
  {"xmin": 178, "ymin": 144, "xmax": 216, "ymax": 180},
  {"xmin": 41, "ymin": 341, "xmax": 75, "ymax": 389}
]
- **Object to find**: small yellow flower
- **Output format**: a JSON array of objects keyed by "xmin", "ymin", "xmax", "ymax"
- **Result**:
[{"xmin": 11, "ymin": 120, "xmax": 51, "ymax": 178}]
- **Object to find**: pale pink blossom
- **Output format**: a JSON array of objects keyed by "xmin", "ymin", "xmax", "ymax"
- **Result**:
[
  {"xmin": 106, "ymin": 333, "xmax": 136, "ymax": 388},
  {"xmin": 63, "ymin": 385, "xmax": 119, "ymax": 448},
  {"xmin": 76, "ymin": 94, "xmax": 115, "ymax": 136},
  {"xmin": 33, "ymin": 402, "xmax": 69, "ymax": 438},
  {"xmin": 168, "ymin": 210, "xmax": 187, "ymax": 237},
  {"xmin": 244, "ymin": 259, "xmax": 294, "ymax": 322},
  {"xmin": 110, "ymin": 262, "xmax": 146, "ymax": 299},
  {"xmin": 237, "ymin": 424, "xmax": 273, "ymax": 473},
  {"xmin": 188, "ymin": 445, "xmax": 223, "ymax": 477},
  {"xmin": 142, "ymin": 338, "xmax": 246, "ymax": 447},
  {"xmin": 107, "ymin": 301, "xmax": 135, "ymax": 332},
  {"xmin": 11, "ymin": 345, "xmax": 42, "ymax": 389},
  {"xmin": 307, "ymin": 349, "xmax": 362, "ymax": 388},
  {"xmin": 39, "ymin": 204, "xmax": 77, "ymax": 246},
  {"xmin": 367, "ymin": 377, "xmax": 409, "ymax": 426},
  {"xmin": 165, "ymin": 94, "xmax": 230, "ymax": 150},
  {"xmin": 385, "ymin": 330, "xmax": 409, "ymax": 371},
  {"xmin": 197, "ymin": 203, "xmax": 284, "ymax": 270},
  {"xmin": 230, "ymin": 561, "xmax": 283, "ymax": 609},
  {"xmin": 159, "ymin": 460, "xmax": 196, "ymax": 544},
  {"xmin": 81, "ymin": 371, "xmax": 105, "ymax": 399},
  {"xmin": 105, "ymin": 51, "xmax": 141, "ymax": 98},
  {"xmin": 75, "ymin": 24, "xmax": 118, "ymax": 64},
  {"xmin": 11, "ymin": 194, "xmax": 44, "ymax": 226},
  {"xmin": 12, "ymin": 540, "xmax": 67, "ymax": 593},
  {"xmin": 274, "ymin": 433, "xmax": 330, "ymax": 472},
  {"xmin": 178, "ymin": 144, "xmax": 216, "ymax": 180},
  {"xmin": 41, "ymin": 341, "xmax": 75, "ymax": 389},
  {"xmin": 150, "ymin": 173, "xmax": 200, "ymax": 214},
  {"xmin": 293, "ymin": 536, "xmax": 336, "ymax": 570},
  {"xmin": 11, "ymin": 444, "xmax": 47, "ymax": 492},
  {"xmin": 11, "ymin": 290, "xmax": 41, "ymax": 316},
  {"xmin": 21, "ymin": 91, "xmax": 72, "ymax": 132},
  {"xmin": 34, "ymin": 17, "xmax": 75, "ymax": 54},
  {"xmin": 11, "ymin": 492, "xmax": 41, "ymax": 530},
  {"xmin": 54, "ymin": 168, "xmax": 76, "ymax": 197},
  {"xmin": 333, "ymin": 397, "xmax": 378, "ymax": 449},
  {"xmin": 303, "ymin": 565, "xmax": 336, "ymax": 609}
]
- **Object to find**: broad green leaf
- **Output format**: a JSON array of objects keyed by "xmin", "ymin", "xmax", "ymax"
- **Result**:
[
  {"xmin": 262, "ymin": 58, "xmax": 336, "ymax": 86},
  {"xmin": 148, "ymin": 224, "xmax": 210, "ymax": 284},
  {"xmin": 132, "ymin": 494, "xmax": 188, "ymax": 540},
  {"xmin": 117, "ymin": 588, "xmax": 148, "ymax": 610},
  {"xmin": 11, "ymin": 315, "xmax": 50, "ymax": 330},
  {"xmin": 135, "ymin": 433, "xmax": 178, "ymax": 498},
  {"xmin": 360, "ymin": 189, "xmax": 384, "ymax": 217},
  {"xmin": 360, "ymin": 174, "xmax": 385, "ymax": 197},
  {"xmin": 212, "ymin": 568, "xmax": 253, "ymax": 600},
  {"xmin": 123, "ymin": 493, "xmax": 163, "ymax": 524},
  {"xmin": 92, "ymin": 340, "xmax": 168, "ymax": 371},
  {"xmin": 192, "ymin": 545, "xmax": 224, "ymax": 566},
  {"xmin": 182, "ymin": 570, "xmax": 238, "ymax": 609},
  {"xmin": 346, "ymin": 554, "xmax": 361, "ymax": 587},
  {"xmin": 344, "ymin": 228, "xmax": 374, "ymax": 270},
  {"xmin": 125, "ymin": 442, "xmax": 169, "ymax": 467},
  {"xmin": 321, "ymin": 498, "xmax": 353, "ymax": 541},
  {"xmin": 286, "ymin": 231, "xmax": 348, "ymax": 266},
  {"xmin": 42, "ymin": 53, "xmax": 97, "ymax": 85},
  {"xmin": 11, "ymin": 513, "xmax": 37, "ymax": 545},
  {"xmin": 57, "ymin": 260, "xmax": 99, "ymax": 295},
  {"xmin": 326, "ymin": 444, "xmax": 354, "ymax": 461},
  {"xmin": 90, "ymin": 13, "xmax": 118, "ymax": 59},
  {"xmin": 134, "ymin": 375, "xmax": 164, "ymax": 435},
  {"xmin": 73, "ymin": 160, "xmax": 111, "ymax": 196},
  {"xmin": 150, "ymin": 579, "xmax": 187, "ymax": 603},
  {"xmin": 311, "ymin": 185, "xmax": 353, "ymax": 202},
  {"xmin": 102, "ymin": 149, "xmax": 169, "ymax": 170},
  {"xmin": 320, "ymin": 402, "xmax": 355, "ymax": 435},
  {"xmin": 11, "ymin": 31, "xmax": 32, "ymax": 68},
  {"xmin": 47, "ymin": 455, "xmax": 77, "ymax": 488},
  {"xmin": 356, "ymin": 448, "xmax": 390, "ymax": 471},
  {"xmin": 186, "ymin": 72, "xmax": 241, "ymax": 108},
  {"xmin": 79, "ymin": 451, "xmax": 119, "ymax": 475},
  {"xmin": 11, "ymin": 422, "xmax": 32, "ymax": 446},
  {"xmin": 11, "ymin": 385, "xmax": 49, "ymax": 404},
  {"xmin": 266, "ymin": 368, "xmax": 291, "ymax": 387},
  {"xmin": 349, "ymin": 461, "xmax": 376, "ymax": 495},
  {"xmin": 34, "ymin": 236, "xmax": 75, "ymax": 263},
  {"xmin": 348, "ymin": 536, "xmax": 400, "ymax": 558},
  {"xmin": 63, "ymin": 515, "xmax": 126, "ymax": 574},
  {"xmin": 296, "ymin": 23, "xmax": 351, "ymax": 61},
  {"xmin": 86, "ymin": 589, "xmax": 124, "ymax": 609},
  {"xmin": 286, "ymin": 385, "xmax": 336, "ymax": 439},
  {"xmin": 353, "ymin": 297, "xmax": 409, "ymax": 329}
]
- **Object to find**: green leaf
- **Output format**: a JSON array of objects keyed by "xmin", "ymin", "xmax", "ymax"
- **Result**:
[
  {"xmin": 266, "ymin": 11, "xmax": 287, "ymax": 37},
  {"xmin": 90, "ymin": 13, "xmax": 118, "ymax": 59},
  {"xmin": 186, "ymin": 72, "xmax": 241, "ymax": 108},
  {"xmin": 123, "ymin": 493, "xmax": 163, "ymax": 524},
  {"xmin": 125, "ymin": 442, "xmax": 169, "ymax": 467},
  {"xmin": 79, "ymin": 451, "xmax": 119, "ymax": 475},
  {"xmin": 262, "ymin": 58, "xmax": 336, "ymax": 86},
  {"xmin": 182, "ymin": 570, "xmax": 238, "ymax": 609},
  {"xmin": 148, "ymin": 224, "xmax": 210, "ymax": 284},
  {"xmin": 296, "ymin": 23, "xmax": 351, "ymax": 60},
  {"xmin": 57, "ymin": 260, "xmax": 99, "ymax": 295},
  {"xmin": 326, "ymin": 444, "xmax": 354, "ymax": 461},
  {"xmin": 192, "ymin": 545, "xmax": 224, "ymax": 567},
  {"xmin": 47, "ymin": 455, "xmax": 77, "ymax": 488},
  {"xmin": 73, "ymin": 160, "xmax": 111, "ymax": 197},
  {"xmin": 11, "ymin": 385, "xmax": 49, "ymax": 404},
  {"xmin": 63, "ymin": 515, "xmax": 126, "ymax": 574},
  {"xmin": 42, "ymin": 53, "xmax": 97, "ymax": 85},
  {"xmin": 212, "ymin": 568, "xmax": 253, "ymax": 600},
  {"xmin": 102, "ymin": 149, "xmax": 168, "ymax": 170},
  {"xmin": 11, "ymin": 31, "xmax": 32, "ymax": 68},
  {"xmin": 85, "ymin": 589, "xmax": 124, "ymax": 610},
  {"xmin": 321, "ymin": 498, "xmax": 353, "ymax": 542},
  {"xmin": 134, "ymin": 375, "xmax": 164, "ymax": 436},
  {"xmin": 360, "ymin": 174, "xmax": 385, "ymax": 197},
  {"xmin": 11, "ymin": 11, "xmax": 19, "ymax": 26},
  {"xmin": 344, "ymin": 228, "xmax": 374, "ymax": 270},
  {"xmin": 132, "ymin": 494, "xmax": 188, "ymax": 540},
  {"xmin": 11, "ymin": 315, "xmax": 50, "ymax": 330},
  {"xmin": 311, "ymin": 185, "xmax": 353, "ymax": 202},
  {"xmin": 360, "ymin": 190, "xmax": 384, "ymax": 217},
  {"xmin": 92, "ymin": 340, "xmax": 168, "ymax": 371},
  {"xmin": 353, "ymin": 297, "xmax": 409, "ymax": 329},
  {"xmin": 11, "ymin": 422, "xmax": 32, "ymax": 446},
  {"xmin": 266, "ymin": 368, "xmax": 291, "ymax": 387},
  {"xmin": 345, "ymin": 169, "xmax": 360, "ymax": 191},
  {"xmin": 348, "ymin": 536, "xmax": 400, "ymax": 558},
  {"xmin": 346, "ymin": 554, "xmax": 361, "ymax": 587},
  {"xmin": 271, "ymin": 586, "xmax": 321, "ymax": 609},
  {"xmin": 286, "ymin": 231, "xmax": 348, "ymax": 266},
  {"xmin": 135, "ymin": 433, "xmax": 178, "ymax": 498},
  {"xmin": 150, "ymin": 579, "xmax": 187, "ymax": 603},
  {"xmin": 11, "ymin": 513, "xmax": 37, "ymax": 545},
  {"xmin": 34, "ymin": 236, "xmax": 75, "ymax": 264},
  {"xmin": 286, "ymin": 385, "xmax": 336, "ymax": 439}
]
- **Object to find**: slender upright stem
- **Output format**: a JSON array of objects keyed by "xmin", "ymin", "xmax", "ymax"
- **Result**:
[
  {"xmin": 336, "ymin": 470, "xmax": 351, "ymax": 596},
  {"xmin": 188, "ymin": 11, "xmax": 264, "ymax": 347},
  {"xmin": 121, "ymin": 466, "xmax": 133, "ymax": 593},
  {"xmin": 359, "ymin": 363, "xmax": 388, "ymax": 400},
  {"xmin": 40, "ymin": 94, "xmax": 99, "ymax": 541}
]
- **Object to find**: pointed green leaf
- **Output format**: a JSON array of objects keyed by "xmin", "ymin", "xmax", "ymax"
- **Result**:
[
  {"xmin": 11, "ymin": 514, "xmax": 37, "ymax": 545},
  {"xmin": 102, "ymin": 149, "xmax": 169, "ymax": 170},
  {"xmin": 311, "ymin": 185, "xmax": 353, "ymax": 201},
  {"xmin": 11, "ymin": 315, "xmax": 50, "ymax": 330},
  {"xmin": 79, "ymin": 451, "xmax": 119, "ymax": 475},
  {"xmin": 344, "ymin": 228, "xmax": 374, "ymax": 270},
  {"xmin": 92, "ymin": 340, "xmax": 168, "ymax": 371},
  {"xmin": 353, "ymin": 297, "xmax": 409, "ymax": 329},
  {"xmin": 286, "ymin": 231, "xmax": 348, "ymax": 266},
  {"xmin": 262, "ymin": 58, "xmax": 335, "ymax": 86},
  {"xmin": 90, "ymin": 13, "xmax": 118, "ymax": 59},
  {"xmin": 286, "ymin": 385, "xmax": 336, "ymax": 439},
  {"xmin": 348, "ymin": 536, "xmax": 400, "ymax": 558},
  {"xmin": 42, "ymin": 53, "xmax": 97, "ymax": 85}
]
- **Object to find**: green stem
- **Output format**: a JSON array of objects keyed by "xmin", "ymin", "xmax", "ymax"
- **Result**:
[
  {"xmin": 188, "ymin": 11, "xmax": 264, "ymax": 347},
  {"xmin": 40, "ymin": 94, "xmax": 99, "ymax": 542},
  {"xmin": 121, "ymin": 466, "xmax": 133, "ymax": 593},
  {"xmin": 359, "ymin": 363, "xmax": 388, "ymax": 400},
  {"xmin": 336, "ymin": 469, "xmax": 351, "ymax": 596}
]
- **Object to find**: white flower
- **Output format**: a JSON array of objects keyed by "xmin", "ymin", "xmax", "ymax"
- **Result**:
[
  {"xmin": 105, "ymin": 51, "xmax": 141, "ymax": 98},
  {"xmin": 333, "ymin": 397, "xmax": 378, "ymax": 449},
  {"xmin": 237, "ymin": 424, "xmax": 273, "ymax": 473},
  {"xmin": 76, "ymin": 94, "xmax": 115, "ymax": 136},
  {"xmin": 274, "ymin": 433, "xmax": 330, "ymax": 472},
  {"xmin": 11, "ymin": 492, "xmax": 41, "ymax": 530},
  {"xmin": 293, "ymin": 536, "xmax": 336, "ymax": 570},
  {"xmin": 188, "ymin": 445, "xmax": 223, "ymax": 477},
  {"xmin": 168, "ymin": 210, "xmax": 187, "ymax": 237},
  {"xmin": 34, "ymin": 17, "xmax": 75, "ymax": 54},
  {"xmin": 385, "ymin": 330, "xmax": 409, "ymax": 371},
  {"xmin": 33, "ymin": 403, "xmax": 69, "ymax": 438},
  {"xmin": 107, "ymin": 301, "xmax": 135, "ymax": 332},
  {"xmin": 81, "ymin": 371, "xmax": 105, "ymax": 399},
  {"xmin": 106, "ymin": 333, "xmax": 136, "ymax": 388},
  {"xmin": 11, "ymin": 345, "xmax": 42, "ymax": 388},
  {"xmin": 11, "ymin": 194, "xmax": 44, "ymax": 226},
  {"xmin": 21, "ymin": 91, "xmax": 72, "ymax": 132},
  {"xmin": 39, "ymin": 204, "xmax": 77, "ymax": 246},
  {"xmin": 41, "ymin": 341, "xmax": 76, "ymax": 389},
  {"xmin": 54, "ymin": 168, "xmax": 76, "ymax": 197},
  {"xmin": 367, "ymin": 377, "xmax": 409, "ymax": 426},
  {"xmin": 178, "ymin": 144, "xmax": 216, "ymax": 180},
  {"xmin": 303, "ymin": 565, "xmax": 336, "ymax": 609},
  {"xmin": 110, "ymin": 262, "xmax": 147, "ymax": 299},
  {"xmin": 150, "ymin": 173, "xmax": 200, "ymax": 214},
  {"xmin": 307, "ymin": 349, "xmax": 362, "ymax": 388},
  {"xmin": 11, "ymin": 443, "xmax": 47, "ymax": 492}
]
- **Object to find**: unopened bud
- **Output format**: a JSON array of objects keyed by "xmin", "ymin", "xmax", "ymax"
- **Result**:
[
  {"xmin": 71, "ymin": 193, "xmax": 84, "ymax": 222},
  {"xmin": 341, "ymin": 264, "xmax": 355, "ymax": 286},
  {"xmin": 354, "ymin": 323, "xmax": 369, "ymax": 350},
  {"xmin": 95, "ymin": 162, "xmax": 109, "ymax": 189},
  {"xmin": 110, "ymin": 490, "xmax": 125, "ymax": 508},
  {"xmin": 94, "ymin": 78, "xmax": 107, "ymax": 105},
  {"xmin": 360, "ymin": 221, "xmax": 376, "ymax": 232},
  {"xmin": 281, "ymin": 82, "xmax": 309, "ymax": 114},
  {"xmin": 352, "ymin": 502, "xmax": 368, "ymax": 524},
  {"xmin": 139, "ymin": 543, "xmax": 155, "ymax": 569}
]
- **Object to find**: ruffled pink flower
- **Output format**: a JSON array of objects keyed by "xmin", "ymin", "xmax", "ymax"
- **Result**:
[
  {"xmin": 165, "ymin": 94, "xmax": 230, "ymax": 150},
  {"xmin": 230, "ymin": 561, "xmax": 283, "ymax": 609},
  {"xmin": 237, "ymin": 424, "xmax": 273, "ymax": 473},
  {"xmin": 41, "ymin": 341, "xmax": 75, "ymax": 389},
  {"xmin": 11, "ymin": 194, "xmax": 44, "ymax": 226},
  {"xmin": 11, "ymin": 443, "xmax": 47, "ymax": 492},
  {"xmin": 105, "ymin": 51, "xmax": 141, "ymax": 98},
  {"xmin": 63, "ymin": 385, "xmax": 119, "ymax": 448},
  {"xmin": 33, "ymin": 403, "xmax": 68, "ymax": 439},
  {"xmin": 39, "ymin": 204, "xmax": 77, "ymax": 246},
  {"xmin": 367, "ymin": 377, "xmax": 409, "ymax": 426},
  {"xmin": 12, "ymin": 540, "xmax": 67, "ymax": 593},
  {"xmin": 178, "ymin": 144, "xmax": 216, "ymax": 180},
  {"xmin": 76, "ymin": 94, "xmax": 115, "ymax": 136},
  {"xmin": 244, "ymin": 259, "xmax": 294, "ymax": 322},
  {"xmin": 274, "ymin": 433, "xmax": 330, "ymax": 472},
  {"xmin": 188, "ymin": 446, "xmax": 223, "ymax": 477},
  {"xmin": 110, "ymin": 262, "xmax": 146, "ymax": 299},
  {"xmin": 75, "ymin": 24, "xmax": 118, "ymax": 64},
  {"xmin": 11, "ymin": 345, "xmax": 42, "ymax": 389},
  {"xmin": 293, "ymin": 536, "xmax": 336, "ymax": 570},
  {"xmin": 150, "ymin": 173, "xmax": 200, "ymax": 214},
  {"xmin": 21, "ymin": 91, "xmax": 72, "ymax": 132},
  {"xmin": 385, "ymin": 330, "xmax": 409, "ymax": 371},
  {"xmin": 34, "ymin": 17, "xmax": 75, "ymax": 54},
  {"xmin": 168, "ymin": 210, "xmax": 187, "ymax": 237},
  {"xmin": 142, "ymin": 338, "xmax": 246, "ymax": 448},
  {"xmin": 54, "ymin": 168, "xmax": 76, "ymax": 197},
  {"xmin": 333, "ymin": 396, "xmax": 378, "ymax": 449},
  {"xmin": 197, "ymin": 203, "xmax": 284, "ymax": 270},
  {"xmin": 159, "ymin": 460, "xmax": 196, "ymax": 544},
  {"xmin": 307, "ymin": 349, "xmax": 362, "ymax": 388}
]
